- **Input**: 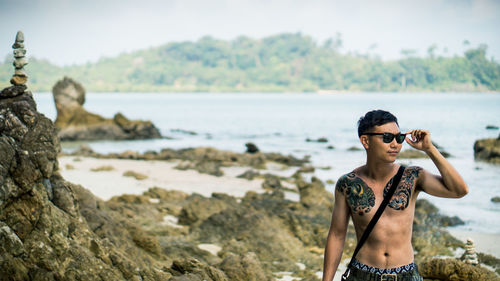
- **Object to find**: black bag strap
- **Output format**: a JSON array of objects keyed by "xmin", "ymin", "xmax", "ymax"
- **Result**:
[{"xmin": 341, "ymin": 165, "xmax": 406, "ymax": 281}]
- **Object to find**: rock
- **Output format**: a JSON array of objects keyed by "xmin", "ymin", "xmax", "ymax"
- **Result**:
[
  {"xmin": 194, "ymin": 201, "xmax": 322, "ymax": 273},
  {"xmin": 0, "ymin": 84, "xmax": 27, "ymax": 98},
  {"xmin": 13, "ymin": 58, "xmax": 28, "ymax": 68},
  {"xmin": 486, "ymin": 125, "xmax": 499, "ymax": 130},
  {"xmin": 171, "ymin": 128, "xmax": 198, "ymax": 135},
  {"xmin": 236, "ymin": 169, "xmax": 260, "ymax": 180},
  {"xmin": 13, "ymin": 49, "xmax": 25, "ymax": 57},
  {"xmin": 477, "ymin": 252, "xmax": 500, "ymax": 275},
  {"xmin": 245, "ymin": 142, "xmax": 259, "ymax": 153},
  {"xmin": 195, "ymin": 160, "xmax": 223, "ymax": 176},
  {"xmin": 262, "ymin": 174, "xmax": 282, "ymax": 190},
  {"xmin": 123, "ymin": 170, "xmax": 148, "ymax": 180},
  {"xmin": 419, "ymin": 258, "xmax": 498, "ymax": 280},
  {"xmin": 178, "ymin": 193, "xmax": 237, "ymax": 225},
  {"xmin": 474, "ymin": 137, "xmax": 500, "ymax": 163},
  {"xmin": 347, "ymin": 146, "xmax": 362, "ymax": 151},
  {"xmin": 218, "ymin": 252, "xmax": 270, "ymax": 281},
  {"xmin": 297, "ymin": 165, "xmax": 315, "ymax": 173},
  {"xmin": 14, "ymin": 31, "xmax": 24, "ymax": 42},
  {"xmin": 327, "ymin": 145, "xmax": 335, "ymax": 149},
  {"xmin": 306, "ymin": 137, "xmax": 328, "ymax": 143},
  {"xmin": 168, "ymin": 258, "xmax": 228, "ymax": 281},
  {"xmin": 163, "ymin": 239, "xmax": 221, "ymax": 265},
  {"xmin": 296, "ymin": 177, "xmax": 333, "ymax": 210},
  {"xmin": 439, "ymin": 215, "xmax": 465, "ymax": 227},
  {"xmin": 0, "ymin": 67, "xmax": 170, "ymax": 280},
  {"xmin": 52, "ymin": 77, "xmax": 162, "ymax": 141},
  {"xmin": 412, "ymin": 199, "xmax": 465, "ymax": 261},
  {"xmin": 10, "ymin": 75, "xmax": 27, "ymax": 86},
  {"xmin": 491, "ymin": 196, "xmax": 500, "ymax": 203}
]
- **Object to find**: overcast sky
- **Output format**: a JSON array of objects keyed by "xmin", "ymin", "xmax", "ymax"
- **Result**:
[{"xmin": 1, "ymin": 0, "xmax": 499, "ymax": 66}]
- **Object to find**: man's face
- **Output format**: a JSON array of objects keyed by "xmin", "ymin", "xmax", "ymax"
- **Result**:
[{"xmin": 363, "ymin": 122, "xmax": 403, "ymax": 162}]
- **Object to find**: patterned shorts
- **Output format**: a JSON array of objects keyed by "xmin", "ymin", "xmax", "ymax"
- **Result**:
[{"xmin": 345, "ymin": 259, "xmax": 423, "ymax": 281}]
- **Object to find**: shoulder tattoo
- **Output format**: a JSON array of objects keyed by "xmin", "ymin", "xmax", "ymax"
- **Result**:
[
  {"xmin": 336, "ymin": 172, "xmax": 375, "ymax": 216},
  {"xmin": 384, "ymin": 166, "xmax": 423, "ymax": 210}
]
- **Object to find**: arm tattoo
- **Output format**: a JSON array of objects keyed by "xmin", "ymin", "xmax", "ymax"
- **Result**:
[
  {"xmin": 336, "ymin": 173, "xmax": 375, "ymax": 216},
  {"xmin": 384, "ymin": 166, "xmax": 422, "ymax": 210}
]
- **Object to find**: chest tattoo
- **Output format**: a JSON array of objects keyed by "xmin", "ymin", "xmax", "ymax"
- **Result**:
[
  {"xmin": 336, "ymin": 172, "xmax": 375, "ymax": 216},
  {"xmin": 383, "ymin": 167, "xmax": 422, "ymax": 210},
  {"xmin": 337, "ymin": 167, "xmax": 423, "ymax": 214}
]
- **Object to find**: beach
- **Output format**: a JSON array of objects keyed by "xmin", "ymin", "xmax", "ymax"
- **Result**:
[
  {"xmin": 59, "ymin": 155, "xmax": 500, "ymax": 260},
  {"xmin": 58, "ymin": 156, "xmax": 267, "ymax": 200}
]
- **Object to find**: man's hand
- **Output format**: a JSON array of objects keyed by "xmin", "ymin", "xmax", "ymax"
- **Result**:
[
  {"xmin": 405, "ymin": 129, "xmax": 434, "ymax": 153},
  {"xmin": 404, "ymin": 129, "xmax": 468, "ymax": 198}
]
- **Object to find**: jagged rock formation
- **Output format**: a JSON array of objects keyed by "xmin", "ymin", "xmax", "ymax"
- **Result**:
[
  {"xmin": 419, "ymin": 258, "xmax": 499, "ymax": 280},
  {"xmin": 474, "ymin": 136, "xmax": 500, "ymax": 163},
  {"xmin": 0, "ymin": 83, "xmax": 174, "ymax": 280},
  {"xmin": 52, "ymin": 77, "xmax": 162, "ymax": 141}
]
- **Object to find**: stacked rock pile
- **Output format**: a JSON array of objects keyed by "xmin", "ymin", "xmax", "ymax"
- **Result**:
[
  {"xmin": 463, "ymin": 238, "xmax": 479, "ymax": 265},
  {"xmin": 10, "ymin": 31, "xmax": 28, "ymax": 86}
]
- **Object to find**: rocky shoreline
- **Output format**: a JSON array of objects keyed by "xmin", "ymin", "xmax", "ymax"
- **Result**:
[
  {"xmin": 0, "ymin": 84, "xmax": 498, "ymax": 280},
  {"xmin": 1, "ymin": 32, "xmax": 499, "ymax": 281}
]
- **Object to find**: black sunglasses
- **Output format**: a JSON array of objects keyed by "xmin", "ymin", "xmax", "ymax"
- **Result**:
[{"xmin": 363, "ymin": 132, "xmax": 406, "ymax": 144}]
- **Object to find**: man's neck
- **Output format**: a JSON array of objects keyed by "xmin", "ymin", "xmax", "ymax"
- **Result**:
[{"xmin": 363, "ymin": 158, "xmax": 397, "ymax": 181}]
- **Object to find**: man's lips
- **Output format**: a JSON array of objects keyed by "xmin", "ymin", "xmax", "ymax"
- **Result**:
[{"xmin": 388, "ymin": 151, "xmax": 399, "ymax": 155}]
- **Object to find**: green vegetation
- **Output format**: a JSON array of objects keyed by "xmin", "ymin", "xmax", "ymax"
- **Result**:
[{"xmin": 1, "ymin": 33, "xmax": 499, "ymax": 92}]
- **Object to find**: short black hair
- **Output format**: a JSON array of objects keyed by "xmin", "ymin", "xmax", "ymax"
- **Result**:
[{"xmin": 357, "ymin": 110, "xmax": 399, "ymax": 137}]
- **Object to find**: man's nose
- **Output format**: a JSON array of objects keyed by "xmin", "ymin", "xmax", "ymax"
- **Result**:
[{"xmin": 390, "ymin": 138, "xmax": 399, "ymax": 147}]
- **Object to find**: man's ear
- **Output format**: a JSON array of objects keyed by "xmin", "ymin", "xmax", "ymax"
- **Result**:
[{"xmin": 360, "ymin": 135, "xmax": 369, "ymax": 149}]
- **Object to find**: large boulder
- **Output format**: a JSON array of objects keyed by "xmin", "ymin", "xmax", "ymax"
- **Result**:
[
  {"xmin": 474, "ymin": 136, "xmax": 500, "ymax": 163},
  {"xmin": 419, "ymin": 258, "xmax": 499, "ymax": 281},
  {"xmin": 0, "ymin": 84, "xmax": 170, "ymax": 280},
  {"xmin": 52, "ymin": 77, "xmax": 162, "ymax": 141}
]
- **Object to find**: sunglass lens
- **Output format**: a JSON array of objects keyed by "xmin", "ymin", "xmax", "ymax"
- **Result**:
[
  {"xmin": 382, "ymin": 133, "xmax": 393, "ymax": 143},
  {"xmin": 396, "ymin": 134, "xmax": 406, "ymax": 143}
]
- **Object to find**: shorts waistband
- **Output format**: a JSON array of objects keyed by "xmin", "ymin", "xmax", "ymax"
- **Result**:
[{"xmin": 352, "ymin": 259, "xmax": 417, "ymax": 274}]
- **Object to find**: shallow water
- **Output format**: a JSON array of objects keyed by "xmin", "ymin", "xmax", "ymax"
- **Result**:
[{"xmin": 34, "ymin": 92, "xmax": 500, "ymax": 233}]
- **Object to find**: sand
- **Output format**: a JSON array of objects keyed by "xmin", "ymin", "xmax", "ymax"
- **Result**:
[{"xmin": 59, "ymin": 156, "xmax": 269, "ymax": 200}]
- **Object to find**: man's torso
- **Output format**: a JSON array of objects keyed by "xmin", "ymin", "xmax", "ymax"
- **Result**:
[{"xmin": 336, "ymin": 165, "xmax": 423, "ymax": 268}]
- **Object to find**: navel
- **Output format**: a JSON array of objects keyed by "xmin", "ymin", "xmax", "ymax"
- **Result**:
[{"xmin": 384, "ymin": 252, "xmax": 389, "ymax": 257}]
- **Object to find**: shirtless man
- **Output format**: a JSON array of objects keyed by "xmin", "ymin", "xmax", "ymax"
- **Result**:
[{"xmin": 322, "ymin": 110, "xmax": 468, "ymax": 281}]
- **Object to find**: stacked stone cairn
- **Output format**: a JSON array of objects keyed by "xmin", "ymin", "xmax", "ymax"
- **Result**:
[
  {"xmin": 10, "ymin": 31, "xmax": 28, "ymax": 86},
  {"xmin": 463, "ymin": 238, "xmax": 479, "ymax": 265}
]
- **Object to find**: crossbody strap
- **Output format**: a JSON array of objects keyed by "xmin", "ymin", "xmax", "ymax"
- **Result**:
[{"xmin": 342, "ymin": 165, "xmax": 406, "ymax": 280}]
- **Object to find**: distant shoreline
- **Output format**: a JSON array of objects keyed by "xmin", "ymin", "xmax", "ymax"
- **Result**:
[{"xmin": 23, "ymin": 90, "xmax": 500, "ymax": 95}]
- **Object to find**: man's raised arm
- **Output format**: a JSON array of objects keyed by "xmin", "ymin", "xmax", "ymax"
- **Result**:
[
  {"xmin": 405, "ymin": 129, "xmax": 468, "ymax": 198},
  {"xmin": 322, "ymin": 184, "xmax": 351, "ymax": 281}
]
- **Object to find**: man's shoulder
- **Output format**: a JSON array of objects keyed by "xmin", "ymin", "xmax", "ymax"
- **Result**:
[
  {"xmin": 335, "ymin": 169, "xmax": 363, "ymax": 193},
  {"xmin": 336, "ymin": 171, "xmax": 357, "ymax": 183},
  {"xmin": 403, "ymin": 165, "xmax": 424, "ymax": 177}
]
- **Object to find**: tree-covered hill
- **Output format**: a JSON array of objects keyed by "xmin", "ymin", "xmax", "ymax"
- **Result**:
[{"xmin": 1, "ymin": 33, "xmax": 499, "ymax": 92}]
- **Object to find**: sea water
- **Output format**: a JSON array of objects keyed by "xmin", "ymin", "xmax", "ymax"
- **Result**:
[{"xmin": 33, "ymin": 92, "xmax": 500, "ymax": 234}]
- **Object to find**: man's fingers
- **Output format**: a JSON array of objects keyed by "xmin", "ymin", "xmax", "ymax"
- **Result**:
[{"xmin": 405, "ymin": 136, "xmax": 413, "ymax": 145}]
